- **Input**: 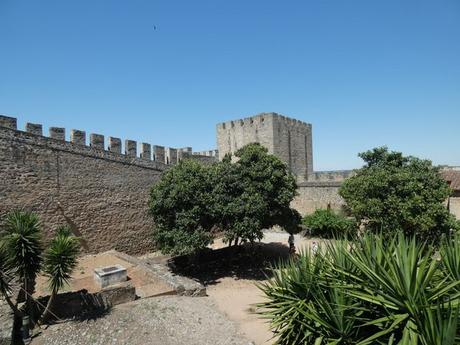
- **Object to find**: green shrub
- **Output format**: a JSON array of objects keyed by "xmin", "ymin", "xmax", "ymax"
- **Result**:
[
  {"xmin": 339, "ymin": 147, "xmax": 457, "ymax": 242},
  {"xmin": 258, "ymin": 233, "xmax": 460, "ymax": 345},
  {"xmin": 149, "ymin": 144, "xmax": 301, "ymax": 254},
  {"xmin": 149, "ymin": 159, "xmax": 215, "ymax": 255},
  {"xmin": 302, "ymin": 208, "xmax": 356, "ymax": 239}
]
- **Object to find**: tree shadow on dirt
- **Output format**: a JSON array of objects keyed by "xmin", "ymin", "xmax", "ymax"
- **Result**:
[{"xmin": 168, "ymin": 242, "xmax": 291, "ymax": 286}]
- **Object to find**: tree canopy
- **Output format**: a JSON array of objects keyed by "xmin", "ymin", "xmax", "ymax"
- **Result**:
[
  {"xmin": 213, "ymin": 143, "xmax": 301, "ymax": 245},
  {"xmin": 149, "ymin": 159, "xmax": 215, "ymax": 255},
  {"xmin": 149, "ymin": 143, "xmax": 301, "ymax": 255},
  {"xmin": 339, "ymin": 147, "xmax": 458, "ymax": 242}
]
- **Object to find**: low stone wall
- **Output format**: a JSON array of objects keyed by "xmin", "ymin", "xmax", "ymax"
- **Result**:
[
  {"xmin": 112, "ymin": 251, "xmax": 206, "ymax": 297},
  {"xmin": 37, "ymin": 282, "xmax": 136, "ymax": 321},
  {"xmin": 292, "ymin": 182, "xmax": 344, "ymax": 215},
  {"xmin": 308, "ymin": 170, "xmax": 354, "ymax": 182}
]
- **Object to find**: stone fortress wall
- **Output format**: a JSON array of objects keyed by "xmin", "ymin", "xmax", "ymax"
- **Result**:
[
  {"xmin": 1, "ymin": 112, "xmax": 458, "ymax": 256},
  {"xmin": 0, "ymin": 115, "xmax": 216, "ymax": 254},
  {"xmin": 216, "ymin": 112, "xmax": 459, "ymax": 219},
  {"xmin": 217, "ymin": 113, "xmax": 313, "ymax": 181},
  {"xmin": 216, "ymin": 113, "xmax": 347, "ymax": 214}
]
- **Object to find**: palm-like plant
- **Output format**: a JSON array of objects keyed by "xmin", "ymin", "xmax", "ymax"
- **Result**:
[
  {"xmin": 258, "ymin": 243, "xmax": 372, "ymax": 344},
  {"xmin": 0, "ymin": 248, "xmax": 21, "ymax": 317},
  {"xmin": 1, "ymin": 210, "xmax": 43, "ymax": 319},
  {"xmin": 258, "ymin": 234, "xmax": 460, "ymax": 344},
  {"xmin": 39, "ymin": 226, "xmax": 79, "ymax": 323}
]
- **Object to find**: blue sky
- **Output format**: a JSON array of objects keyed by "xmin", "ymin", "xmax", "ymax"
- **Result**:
[{"xmin": 1, "ymin": 0, "xmax": 459, "ymax": 170}]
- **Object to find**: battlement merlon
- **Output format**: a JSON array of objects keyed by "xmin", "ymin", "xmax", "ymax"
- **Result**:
[
  {"xmin": 216, "ymin": 112, "xmax": 313, "ymax": 180},
  {"xmin": 0, "ymin": 114, "xmax": 202, "ymax": 166},
  {"xmin": 216, "ymin": 112, "xmax": 312, "ymax": 131}
]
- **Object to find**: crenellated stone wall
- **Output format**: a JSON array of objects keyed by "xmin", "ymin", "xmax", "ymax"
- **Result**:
[
  {"xmin": 0, "ymin": 115, "xmax": 215, "ymax": 254},
  {"xmin": 2, "ymin": 112, "xmax": 457, "ymax": 257},
  {"xmin": 216, "ymin": 113, "xmax": 313, "ymax": 181}
]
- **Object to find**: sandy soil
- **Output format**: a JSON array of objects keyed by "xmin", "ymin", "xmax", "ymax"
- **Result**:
[
  {"xmin": 207, "ymin": 278, "xmax": 272, "ymax": 344},
  {"xmin": 34, "ymin": 251, "xmax": 173, "ymax": 298},
  {"xmin": 204, "ymin": 231, "xmax": 327, "ymax": 345}
]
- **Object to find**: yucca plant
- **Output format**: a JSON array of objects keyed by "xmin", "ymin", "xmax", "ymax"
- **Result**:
[
  {"xmin": 0, "ymin": 248, "xmax": 21, "ymax": 317},
  {"xmin": 258, "ymin": 233, "xmax": 460, "ymax": 344},
  {"xmin": 39, "ymin": 226, "xmax": 79, "ymax": 324},
  {"xmin": 440, "ymin": 233, "xmax": 460, "ymax": 288},
  {"xmin": 1, "ymin": 210, "xmax": 43, "ymax": 321},
  {"xmin": 340, "ymin": 234, "xmax": 460, "ymax": 343},
  {"xmin": 257, "ymin": 244, "xmax": 376, "ymax": 344}
]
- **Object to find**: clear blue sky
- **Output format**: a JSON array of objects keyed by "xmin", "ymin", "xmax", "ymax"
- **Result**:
[{"xmin": 1, "ymin": 0, "xmax": 459, "ymax": 170}]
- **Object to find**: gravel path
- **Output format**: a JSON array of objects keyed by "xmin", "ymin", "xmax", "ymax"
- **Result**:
[{"xmin": 31, "ymin": 296, "xmax": 251, "ymax": 345}]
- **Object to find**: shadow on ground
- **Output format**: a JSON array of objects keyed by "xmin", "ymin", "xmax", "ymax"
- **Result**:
[{"xmin": 169, "ymin": 242, "xmax": 291, "ymax": 286}]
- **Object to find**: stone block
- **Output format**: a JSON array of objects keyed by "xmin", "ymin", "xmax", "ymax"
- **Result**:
[
  {"xmin": 49, "ymin": 127, "xmax": 65, "ymax": 140},
  {"xmin": 70, "ymin": 129, "xmax": 86, "ymax": 146},
  {"xmin": 153, "ymin": 145, "xmax": 165, "ymax": 163},
  {"xmin": 166, "ymin": 147, "xmax": 178, "ymax": 165},
  {"xmin": 125, "ymin": 140, "xmax": 137, "ymax": 157},
  {"xmin": 108, "ymin": 137, "xmax": 122, "ymax": 154},
  {"xmin": 140, "ymin": 143, "xmax": 151, "ymax": 160},
  {"xmin": 26, "ymin": 122, "xmax": 43, "ymax": 136},
  {"xmin": 94, "ymin": 265, "xmax": 127, "ymax": 288},
  {"xmin": 0, "ymin": 115, "xmax": 17, "ymax": 129},
  {"xmin": 90, "ymin": 133, "xmax": 105, "ymax": 150}
]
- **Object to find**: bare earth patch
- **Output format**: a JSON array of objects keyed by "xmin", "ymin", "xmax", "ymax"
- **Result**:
[
  {"xmin": 31, "ymin": 296, "xmax": 250, "ymax": 345},
  {"xmin": 206, "ymin": 232, "xmax": 326, "ymax": 344},
  {"xmin": 28, "ymin": 231, "xmax": 322, "ymax": 345}
]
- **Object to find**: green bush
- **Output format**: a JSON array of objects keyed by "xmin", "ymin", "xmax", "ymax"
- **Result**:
[
  {"xmin": 149, "ymin": 159, "xmax": 215, "ymax": 255},
  {"xmin": 258, "ymin": 233, "xmax": 460, "ymax": 345},
  {"xmin": 339, "ymin": 147, "xmax": 458, "ymax": 242},
  {"xmin": 149, "ymin": 143, "xmax": 301, "ymax": 254},
  {"xmin": 302, "ymin": 208, "xmax": 356, "ymax": 239},
  {"xmin": 213, "ymin": 143, "xmax": 301, "ymax": 245}
]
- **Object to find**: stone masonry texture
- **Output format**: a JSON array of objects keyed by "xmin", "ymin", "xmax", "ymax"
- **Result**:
[
  {"xmin": 1, "ymin": 113, "xmax": 458, "ymax": 259},
  {"xmin": 217, "ymin": 112, "xmax": 313, "ymax": 181},
  {"xmin": 0, "ymin": 122, "xmax": 166, "ymax": 255}
]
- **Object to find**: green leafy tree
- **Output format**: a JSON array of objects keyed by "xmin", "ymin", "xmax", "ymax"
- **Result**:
[
  {"xmin": 213, "ymin": 144, "xmax": 301, "ymax": 245},
  {"xmin": 302, "ymin": 208, "xmax": 356, "ymax": 239},
  {"xmin": 149, "ymin": 159, "xmax": 215, "ymax": 255},
  {"xmin": 149, "ymin": 144, "xmax": 301, "ymax": 253},
  {"xmin": 39, "ymin": 226, "xmax": 79, "ymax": 324},
  {"xmin": 339, "ymin": 147, "xmax": 457, "ymax": 242}
]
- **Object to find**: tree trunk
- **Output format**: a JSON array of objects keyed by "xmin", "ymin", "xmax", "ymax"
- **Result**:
[
  {"xmin": 1, "ymin": 290, "xmax": 22, "ymax": 318},
  {"xmin": 38, "ymin": 290, "xmax": 56, "ymax": 325},
  {"xmin": 24, "ymin": 277, "xmax": 36, "ymax": 328}
]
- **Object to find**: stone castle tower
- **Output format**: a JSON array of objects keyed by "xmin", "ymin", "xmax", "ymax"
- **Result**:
[{"xmin": 216, "ymin": 112, "xmax": 313, "ymax": 181}]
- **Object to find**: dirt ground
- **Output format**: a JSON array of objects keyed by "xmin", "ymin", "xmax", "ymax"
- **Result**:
[
  {"xmin": 31, "ymin": 296, "xmax": 250, "ymax": 345},
  {"xmin": 29, "ymin": 231, "xmax": 324, "ymax": 345},
  {"xmin": 34, "ymin": 251, "xmax": 174, "ymax": 298},
  {"xmin": 180, "ymin": 231, "xmax": 327, "ymax": 345}
]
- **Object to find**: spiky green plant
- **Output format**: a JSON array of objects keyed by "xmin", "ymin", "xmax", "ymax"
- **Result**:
[
  {"xmin": 440, "ymin": 233, "xmax": 460, "ymax": 288},
  {"xmin": 258, "ymin": 243, "xmax": 375, "ymax": 344},
  {"xmin": 258, "ymin": 233, "xmax": 460, "ymax": 344},
  {"xmin": 1, "ymin": 210, "xmax": 43, "ymax": 320},
  {"xmin": 39, "ymin": 226, "xmax": 79, "ymax": 323},
  {"xmin": 0, "ymin": 248, "xmax": 21, "ymax": 317}
]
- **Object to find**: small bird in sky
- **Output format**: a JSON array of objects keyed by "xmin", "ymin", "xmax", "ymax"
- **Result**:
[{"xmin": 153, "ymin": 25, "xmax": 157, "ymax": 30}]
